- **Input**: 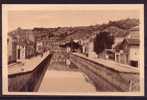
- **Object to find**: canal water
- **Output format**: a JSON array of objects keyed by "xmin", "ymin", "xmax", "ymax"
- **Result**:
[
  {"xmin": 48, "ymin": 46, "xmax": 79, "ymax": 71},
  {"xmin": 37, "ymin": 45, "xmax": 97, "ymax": 92}
]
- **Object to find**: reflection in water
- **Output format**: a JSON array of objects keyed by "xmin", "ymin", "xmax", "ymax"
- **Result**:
[{"xmin": 48, "ymin": 46, "xmax": 79, "ymax": 71}]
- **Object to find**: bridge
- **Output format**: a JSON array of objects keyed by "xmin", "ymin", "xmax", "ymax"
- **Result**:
[{"xmin": 8, "ymin": 46, "xmax": 139, "ymax": 92}]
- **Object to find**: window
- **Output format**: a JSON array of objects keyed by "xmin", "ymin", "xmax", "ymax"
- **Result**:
[{"xmin": 130, "ymin": 60, "xmax": 138, "ymax": 67}]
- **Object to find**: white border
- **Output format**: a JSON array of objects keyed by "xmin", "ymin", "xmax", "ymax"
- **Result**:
[{"xmin": 2, "ymin": 4, "xmax": 145, "ymax": 96}]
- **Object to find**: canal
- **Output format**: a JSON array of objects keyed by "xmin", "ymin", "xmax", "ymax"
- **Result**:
[
  {"xmin": 8, "ymin": 45, "xmax": 92, "ymax": 92},
  {"xmin": 8, "ymin": 44, "xmax": 139, "ymax": 92}
]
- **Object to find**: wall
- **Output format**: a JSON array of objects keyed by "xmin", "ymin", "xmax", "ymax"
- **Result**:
[
  {"xmin": 87, "ymin": 41, "xmax": 97, "ymax": 58},
  {"xmin": 7, "ymin": 36, "xmax": 12, "ymax": 62},
  {"xmin": 27, "ymin": 31, "xmax": 35, "ymax": 42},
  {"xmin": 71, "ymin": 54, "xmax": 140, "ymax": 92},
  {"xmin": 129, "ymin": 46, "xmax": 139, "ymax": 61},
  {"xmin": 26, "ymin": 44, "xmax": 35, "ymax": 58},
  {"xmin": 8, "ymin": 54, "xmax": 52, "ymax": 92}
]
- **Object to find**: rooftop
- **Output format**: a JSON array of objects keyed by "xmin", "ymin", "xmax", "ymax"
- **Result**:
[{"xmin": 125, "ymin": 39, "xmax": 140, "ymax": 46}]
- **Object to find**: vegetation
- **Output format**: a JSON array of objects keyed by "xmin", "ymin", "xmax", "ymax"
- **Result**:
[
  {"xmin": 61, "ymin": 18, "xmax": 139, "ymax": 40},
  {"xmin": 30, "ymin": 18, "xmax": 139, "ymax": 41},
  {"xmin": 94, "ymin": 32, "xmax": 114, "ymax": 54}
]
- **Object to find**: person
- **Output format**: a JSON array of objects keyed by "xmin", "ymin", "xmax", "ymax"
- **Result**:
[
  {"xmin": 66, "ymin": 47, "xmax": 71, "ymax": 53},
  {"xmin": 66, "ymin": 57, "xmax": 71, "ymax": 68}
]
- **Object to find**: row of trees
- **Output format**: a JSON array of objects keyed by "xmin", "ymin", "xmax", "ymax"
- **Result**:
[{"xmin": 94, "ymin": 32, "xmax": 114, "ymax": 54}]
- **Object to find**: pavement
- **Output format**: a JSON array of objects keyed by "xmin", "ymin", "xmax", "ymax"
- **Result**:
[
  {"xmin": 72, "ymin": 53, "xmax": 139, "ymax": 74},
  {"xmin": 8, "ymin": 51, "xmax": 50, "ymax": 75},
  {"xmin": 38, "ymin": 70, "xmax": 96, "ymax": 92}
]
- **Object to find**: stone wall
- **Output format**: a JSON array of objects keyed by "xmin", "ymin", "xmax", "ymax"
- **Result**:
[
  {"xmin": 8, "ymin": 54, "xmax": 52, "ymax": 92},
  {"xmin": 70, "ymin": 54, "xmax": 139, "ymax": 92}
]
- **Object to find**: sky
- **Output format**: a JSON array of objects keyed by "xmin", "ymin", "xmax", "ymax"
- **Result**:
[{"xmin": 8, "ymin": 9, "xmax": 140, "ymax": 32}]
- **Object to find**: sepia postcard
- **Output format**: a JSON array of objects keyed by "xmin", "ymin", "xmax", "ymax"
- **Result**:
[{"xmin": 2, "ymin": 4, "xmax": 144, "ymax": 96}]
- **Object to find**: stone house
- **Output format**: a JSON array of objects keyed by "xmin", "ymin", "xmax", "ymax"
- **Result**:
[
  {"xmin": 115, "ymin": 38, "xmax": 139, "ymax": 67},
  {"xmin": 114, "ymin": 26, "xmax": 140, "ymax": 67}
]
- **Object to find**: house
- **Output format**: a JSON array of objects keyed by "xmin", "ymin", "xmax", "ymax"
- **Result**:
[
  {"xmin": 33, "ymin": 28, "xmax": 51, "ymax": 53},
  {"xmin": 24, "ymin": 30, "xmax": 35, "ymax": 58},
  {"xmin": 126, "ymin": 26, "xmax": 139, "ymax": 39},
  {"xmin": 8, "ymin": 27, "xmax": 36, "ymax": 63},
  {"xmin": 114, "ymin": 26, "xmax": 140, "ymax": 67},
  {"xmin": 115, "ymin": 39, "xmax": 139, "ymax": 67},
  {"xmin": 16, "ymin": 28, "xmax": 35, "ymax": 59},
  {"xmin": 80, "ymin": 33, "xmax": 97, "ymax": 58},
  {"xmin": 7, "ymin": 34, "xmax": 17, "ymax": 64},
  {"xmin": 85, "ymin": 39, "xmax": 97, "ymax": 58}
]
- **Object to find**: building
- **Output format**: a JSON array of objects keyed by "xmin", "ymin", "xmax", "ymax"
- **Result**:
[
  {"xmin": 80, "ymin": 33, "xmax": 97, "ymax": 58},
  {"xmin": 25, "ymin": 40, "xmax": 35, "ymax": 58},
  {"xmin": 126, "ymin": 26, "xmax": 139, "ymax": 39},
  {"xmin": 115, "ymin": 39, "xmax": 139, "ymax": 67},
  {"xmin": 8, "ymin": 28, "xmax": 36, "ymax": 63},
  {"xmin": 32, "ymin": 28, "xmax": 53, "ymax": 53},
  {"xmin": 7, "ymin": 34, "xmax": 17, "ymax": 64},
  {"xmin": 114, "ymin": 26, "xmax": 140, "ymax": 67},
  {"xmin": 16, "ymin": 28, "xmax": 35, "ymax": 59}
]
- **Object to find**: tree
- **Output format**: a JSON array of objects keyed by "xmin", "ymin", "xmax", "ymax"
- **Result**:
[{"xmin": 94, "ymin": 31, "xmax": 114, "ymax": 54}]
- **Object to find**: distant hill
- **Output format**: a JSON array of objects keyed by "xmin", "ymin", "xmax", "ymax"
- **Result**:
[
  {"xmin": 61, "ymin": 18, "xmax": 139, "ymax": 41},
  {"xmin": 10, "ymin": 18, "xmax": 139, "ymax": 42},
  {"xmin": 107, "ymin": 18, "xmax": 139, "ymax": 30},
  {"xmin": 103, "ymin": 26, "xmax": 128, "ymax": 37}
]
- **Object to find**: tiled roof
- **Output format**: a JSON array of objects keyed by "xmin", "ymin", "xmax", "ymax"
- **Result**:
[{"xmin": 114, "ymin": 38, "xmax": 139, "ymax": 50}]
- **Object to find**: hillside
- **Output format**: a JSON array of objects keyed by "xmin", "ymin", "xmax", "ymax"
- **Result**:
[
  {"xmin": 60, "ymin": 18, "xmax": 139, "ymax": 41},
  {"xmin": 11, "ymin": 18, "xmax": 139, "ymax": 42}
]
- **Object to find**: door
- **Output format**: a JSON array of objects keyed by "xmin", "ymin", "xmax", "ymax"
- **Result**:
[{"xmin": 18, "ymin": 49, "xmax": 20, "ymax": 59}]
